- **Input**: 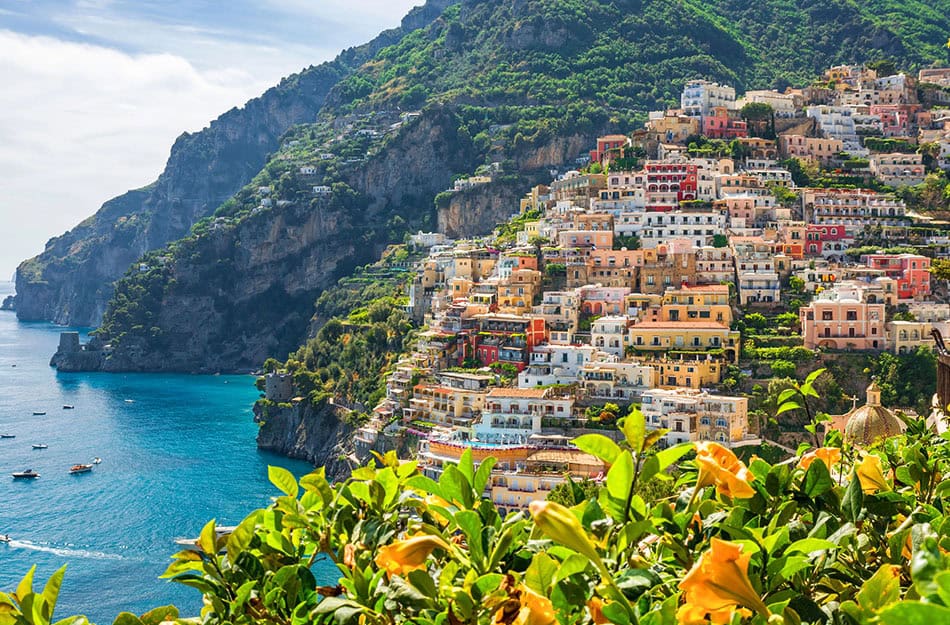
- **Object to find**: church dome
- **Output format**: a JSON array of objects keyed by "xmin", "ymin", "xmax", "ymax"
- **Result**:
[{"xmin": 843, "ymin": 381, "xmax": 904, "ymax": 446}]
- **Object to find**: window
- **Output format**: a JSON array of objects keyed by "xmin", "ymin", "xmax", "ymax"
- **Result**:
[
  {"xmin": 846, "ymin": 310, "xmax": 857, "ymax": 321},
  {"xmin": 822, "ymin": 311, "xmax": 833, "ymax": 321}
]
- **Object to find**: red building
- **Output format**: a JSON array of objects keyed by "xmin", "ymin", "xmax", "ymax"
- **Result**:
[
  {"xmin": 864, "ymin": 254, "xmax": 931, "ymax": 299},
  {"xmin": 471, "ymin": 314, "xmax": 547, "ymax": 370},
  {"xmin": 805, "ymin": 224, "xmax": 850, "ymax": 257},
  {"xmin": 702, "ymin": 106, "xmax": 748, "ymax": 140},
  {"xmin": 644, "ymin": 162, "xmax": 698, "ymax": 211},
  {"xmin": 590, "ymin": 134, "xmax": 629, "ymax": 164}
]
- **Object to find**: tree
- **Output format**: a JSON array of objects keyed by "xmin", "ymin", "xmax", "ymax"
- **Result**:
[
  {"xmin": 740, "ymin": 102, "xmax": 774, "ymax": 122},
  {"xmin": 712, "ymin": 234, "xmax": 728, "ymax": 248},
  {"xmin": 770, "ymin": 360, "xmax": 797, "ymax": 378},
  {"xmin": 744, "ymin": 312, "xmax": 768, "ymax": 330}
]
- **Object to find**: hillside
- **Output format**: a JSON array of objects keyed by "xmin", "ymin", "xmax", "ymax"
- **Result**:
[
  {"xmin": 13, "ymin": 0, "xmax": 455, "ymax": 326},
  {"xmin": 35, "ymin": 0, "xmax": 950, "ymax": 372}
]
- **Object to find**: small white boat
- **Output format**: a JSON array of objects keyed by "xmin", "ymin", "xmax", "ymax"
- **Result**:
[
  {"xmin": 0, "ymin": 434, "xmax": 15, "ymax": 439},
  {"xmin": 12, "ymin": 469, "xmax": 39, "ymax": 479},
  {"xmin": 174, "ymin": 526, "xmax": 237, "ymax": 547},
  {"xmin": 0, "ymin": 534, "xmax": 11, "ymax": 543},
  {"xmin": 32, "ymin": 444, "xmax": 48, "ymax": 450},
  {"xmin": 63, "ymin": 405, "xmax": 75, "ymax": 410},
  {"xmin": 92, "ymin": 457, "xmax": 102, "ymax": 464},
  {"xmin": 124, "ymin": 399, "xmax": 134, "ymax": 404},
  {"xmin": 69, "ymin": 464, "xmax": 93, "ymax": 475},
  {"xmin": 32, "ymin": 411, "xmax": 46, "ymax": 416}
]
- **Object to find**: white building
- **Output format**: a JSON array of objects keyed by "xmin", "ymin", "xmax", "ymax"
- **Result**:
[
  {"xmin": 474, "ymin": 388, "xmax": 574, "ymax": 444},
  {"xmin": 640, "ymin": 211, "xmax": 727, "ymax": 249},
  {"xmin": 806, "ymin": 106, "xmax": 868, "ymax": 156},
  {"xmin": 681, "ymin": 80, "xmax": 737, "ymax": 117},
  {"xmin": 580, "ymin": 361, "xmax": 655, "ymax": 402},
  {"xmin": 409, "ymin": 231, "xmax": 449, "ymax": 249},
  {"xmin": 641, "ymin": 388, "xmax": 753, "ymax": 447},
  {"xmin": 591, "ymin": 315, "xmax": 633, "ymax": 358},
  {"xmin": 518, "ymin": 345, "xmax": 604, "ymax": 387}
]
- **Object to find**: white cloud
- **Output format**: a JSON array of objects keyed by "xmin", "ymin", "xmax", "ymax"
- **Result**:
[{"xmin": 0, "ymin": 30, "xmax": 267, "ymax": 277}]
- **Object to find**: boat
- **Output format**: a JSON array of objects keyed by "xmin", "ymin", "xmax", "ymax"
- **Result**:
[
  {"xmin": 92, "ymin": 457, "xmax": 102, "ymax": 464},
  {"xmin": 124, "ymin": 399, "xmax": 134, "ymax": 404},
  {"xmin": 63, "ymin": 405, "xmax": 75, "ymax": 410},
  {"xmin": 12, "ymin": 469, "xmax": 39, "ymax": 479},
  {"xmin": 32, "ymin": 411, "xmax": 46, "ymax": 416},
  {"xmin": 0, "ymin": 434, "xmax": 15, "ymax": 439},
  {"xmin": 0, "ymin": 535, "xmax": 10, "ymax": 543},
  {"xmin": 69, "ymin": 464, "xmax": 93, "ymax": 475},
  {"xmin": 32, "ymin": 444, "xmax": 48, "ymax": 450}
]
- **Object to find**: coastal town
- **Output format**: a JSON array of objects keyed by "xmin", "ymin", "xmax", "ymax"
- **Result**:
[{"xmin": 258, "ymin": 63, "xmax": 950, "ymax": 513}]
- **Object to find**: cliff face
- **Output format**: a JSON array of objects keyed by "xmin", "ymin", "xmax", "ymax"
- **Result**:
[
  {"xmin": 15, "ymin": 68, "xmax": 340, "ymax": 326},
  {"xmin": 254, "ymin": 401, "xmax": 354, "ymax": 482},
  {"xmin": 77, "ymin": 108, "xmax": 481, "ymax": 372},
  {"xmin": 12, "ymin": 0, "xmax": 457, "ymax": 327}
]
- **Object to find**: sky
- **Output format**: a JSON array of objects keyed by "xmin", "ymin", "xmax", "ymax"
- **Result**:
[{"xmin": 0, "ymin": 0, "xmax": 421, "ymax": 280}]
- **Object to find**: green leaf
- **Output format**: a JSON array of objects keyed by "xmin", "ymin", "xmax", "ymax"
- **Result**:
[
  {"xmin": 111, "ymin": 614, "xmax": 144, "ymax": 625},
  {"xmin": 857, "ymin": 565, "xmax": 901, "ymax": 612},
  {"xmin": 655, "ymin": 442, "xmax": 693, "ymax": 471},
  {"xmin": 573, "ymin": 434, "xmax": 622, "ymax": 464},
  {"xmin": 841, "ymin": 470, "xmax": 864, "ymax": 524},
  {"xmin": 606, "ymin": 451, "xmax": 634, "ymax": 520},
  {"xmin": 472, "ymin": 574, "xmax": 504, "ymax": 600},
  {"xmin": 615, "ymin": 568, "xmax": 661, "ymax": 600},
  {"xmin": 15, "ymin": 566, "xmax": 35, "ymax": 602},
  {"xmin": 454, "ymin": 510, "xmax": 484, "ymax": 564},
  {"xmin": 474, "ymin": 456, "xmax": 496, "ymax": 494},
  {"xmin": 555, "ymin": 553, "xmax": 591, "ymax": 581},
  {"xmin": 802, "ymin": 458, "xmax": 833, "ymax": 498},
  {"xmin": 268, "ymin": 465, "xmax": 299, "ymax": 499},
  {"xmin": 621, "ymin": 409, "xmax": 646, "ymax": 452},
  {"xmin": 786, "ymin": 538, "xmax": 836, "ymax": 555},
  {"xmin": 457, "ymin": 448, "xmax": 475, "ymax": 486},
  {"xmin": 198, "ymin": 520, "xmax": 217, "ymax": 555},
  {"xmin": 879, "ymin": 602, "xmax": 950, "ymax": 625},
  {"xmin": 776, "ymin": 388, "xmax": 798, "ymax": 405},
  {"xmin": 227, "ymin": 513, "xmax": 258, "ymax": 563},
  {"xmin": 804, "ymin": 368, "xmax": 826, "ymax": 386},
  {"xmin": 777, "ymin": 400, "xmax": 803, "ymax": 416},
  {"xmin": 138, "ymin": 606, "xmax": 178, "ymax": 625},
  {"xmin": 407, "ymin": 569, "xmax": 439, "ymax": 599},
  {"xmin": 601, "ymin": 600, "xmax": 632, "ymax": 625},
  {"xmin": 40, "ymin": 566, "xmax": 66, "ymax": 615},
  {"xmin": 525, "ymin": 552, "xmax": 558, "ymax": 594}
]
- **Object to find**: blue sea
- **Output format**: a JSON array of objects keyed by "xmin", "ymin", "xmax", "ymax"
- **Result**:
[{"xmin": 0, "ymin": 282, "xmax": 332, "ymax": 622}]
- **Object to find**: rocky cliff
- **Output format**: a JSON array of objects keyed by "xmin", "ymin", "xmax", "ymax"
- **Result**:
[
  {"xmin": 65, "ymin": 108, "xmax": 481, "ymax": 372},
  {"xmin": 13, "ymin": 0, "xmax": 455, "ymax": 327},
  {"xmin": 254, "ymin": 401, "xmax": 354, "ymax": 482}
]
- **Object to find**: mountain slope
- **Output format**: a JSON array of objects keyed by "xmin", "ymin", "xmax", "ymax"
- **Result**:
[
  {"xmin": 41, "ymin": 0, "xmax": 950, "ymax": 372},
  {"xmin": 13, "ymin": 0, "xmax": 455, "ymax": 326}
]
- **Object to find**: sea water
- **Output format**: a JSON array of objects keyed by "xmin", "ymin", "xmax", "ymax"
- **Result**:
[{"xmin": 0, "ymin": 282, "xmax": 334, "ymax": 622}]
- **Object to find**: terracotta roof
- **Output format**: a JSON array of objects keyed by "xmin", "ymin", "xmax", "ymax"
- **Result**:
[{"xmin": 487, "ymin": 387, "xmax": 549, "ymax": 398}]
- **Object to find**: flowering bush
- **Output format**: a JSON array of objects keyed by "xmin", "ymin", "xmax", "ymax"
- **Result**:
[{"xmin": 4, "ymin": 407, "xmax": 950, "ymax": 625}]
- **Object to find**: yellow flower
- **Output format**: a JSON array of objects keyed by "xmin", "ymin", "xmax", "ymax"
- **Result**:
[
  {"xmin": 374, "ymin": 534, "xmax": 449, "ymax": 576},
  {"xmin": 856, "ymin": 454, "xmax": 890, "ymax": 494},
  {"xmin": 695, "ymin": 442, "xmax": 756, "ymax": 499},
  {"xmin": 529, "ymin": 500, "xmax": 603, "ymax": 567},
  {"xmin": 678, "ymin": 538, "xmax": 770, "ymax": 624},
  {"xmin": 798, "ymin": 447, "xmax": 841, "ymax": 471},
  {"xmin": 493, "ymin": 585, "xmax": 556, "ymax": 625},
  {"xmin": 588, "ymin": 597, "xmax": 611, "ymax": 624}
]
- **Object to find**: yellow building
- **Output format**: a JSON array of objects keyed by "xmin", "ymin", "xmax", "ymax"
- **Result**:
[
  {"xmin": 497, "ymin": 269, "xmax": 542, "ymax": 315},
  {"xmin": 406, "ymin": 383, "xmax": 488, "ymax": 427},
  {"xmin": 647, "ymin": 357, "xmax": 723, "ymax": 389},
  {"xmin": 628, "ymin": 321, "xmax": 740, "ymax": 363},
  {"xmin": 659, "ymin": 284, "xmax": 733, "ymax": 325}
]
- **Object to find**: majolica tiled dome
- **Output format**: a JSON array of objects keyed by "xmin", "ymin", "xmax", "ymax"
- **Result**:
[{"xmin": 844, "ymin": 381, "xmax": 904, "ymax": 446}]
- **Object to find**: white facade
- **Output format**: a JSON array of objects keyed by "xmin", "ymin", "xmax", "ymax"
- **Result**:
[
  {"xmin": 640, "ymin": 211, "xmax": 727, "ymax": 249},
  {"xmin": 681, "ymin": 80, "xmax": 737, "ymax": 117},
  {"xmin": 581, "ymin": 361, "xmax": 655, "ymax": 401},
  {"xmin": 641, "ymin": 388, "xmax": 751, "ymax": 447},
  {"xmin": 591, "ymin": 315, "xmax": 633, "ymax": 358},
  {"xmin": 518, "ymin": 345, "xmax": 605, "ymax": 387}
]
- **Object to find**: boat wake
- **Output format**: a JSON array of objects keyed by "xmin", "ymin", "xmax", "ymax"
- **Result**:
[{"xmin": 6, "ymin": 539, "xmax": 125, "ymax": 560}]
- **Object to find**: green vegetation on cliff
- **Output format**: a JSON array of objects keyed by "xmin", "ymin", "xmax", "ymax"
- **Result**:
[{"xmin": 48, "ymin": 0, "xmax": 950, "ymax": 375}]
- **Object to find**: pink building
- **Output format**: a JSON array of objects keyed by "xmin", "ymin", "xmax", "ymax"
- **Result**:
[
  {"xmin": 864, "ymin": 254, "xmax": 931, "ymax": 299},
  {"xmin": 804, "ymin": 224, "xmax": 851, "ymax": 259},
  {"xmin": 800, "ymin": 283, "xmax": 885, "ymax": 351},
  {"xmin": 702, "ymin": 106, "xmax": 748, "ymax": 140}
]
